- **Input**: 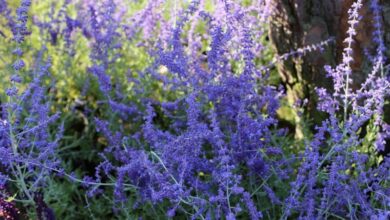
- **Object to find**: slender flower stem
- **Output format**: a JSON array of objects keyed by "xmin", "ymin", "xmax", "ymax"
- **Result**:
[{"xmin": 342, "ymin": 0, "xmax": 363, "ymax": 125}]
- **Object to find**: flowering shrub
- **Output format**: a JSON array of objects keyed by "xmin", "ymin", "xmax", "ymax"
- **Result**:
[{"xmin": 0, "ymin": 0, "xmax": 389, "ymax": 219}]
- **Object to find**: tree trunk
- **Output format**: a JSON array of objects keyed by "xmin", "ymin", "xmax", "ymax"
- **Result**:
[{"xmin": 269, "ymin": 0, "xmax": 390, "ymax": 139}]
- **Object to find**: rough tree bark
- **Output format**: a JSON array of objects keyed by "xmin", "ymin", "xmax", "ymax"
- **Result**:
[{"xmin": 269, "ymin": 0, "xmax": 390, "ymax": 142}]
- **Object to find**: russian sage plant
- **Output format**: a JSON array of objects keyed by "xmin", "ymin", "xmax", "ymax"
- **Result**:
[{"xmin": 0, "ymin": 0, "xmax": 388, "ymax": 219}]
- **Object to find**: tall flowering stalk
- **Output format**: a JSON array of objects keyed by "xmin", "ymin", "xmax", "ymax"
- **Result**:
[
  {"xmin": 370, "ymin": 0, "xmax": 386, "ymax": 76},
  {"xmin": 342, "ymin": 0, "xmax": 363, "ymax": 124},
  {"xmin": 1, "ymin": 1, "xmax": 60, "ymax": 218},
  {"xmin": 3, "ymin": 0, "xmax": 33, "ymax": 201}
]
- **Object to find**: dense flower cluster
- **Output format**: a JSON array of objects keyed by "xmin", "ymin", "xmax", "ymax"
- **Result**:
[{"xmin": 0, "ymin": 0, "xmax": 388, "ymax": 219}]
